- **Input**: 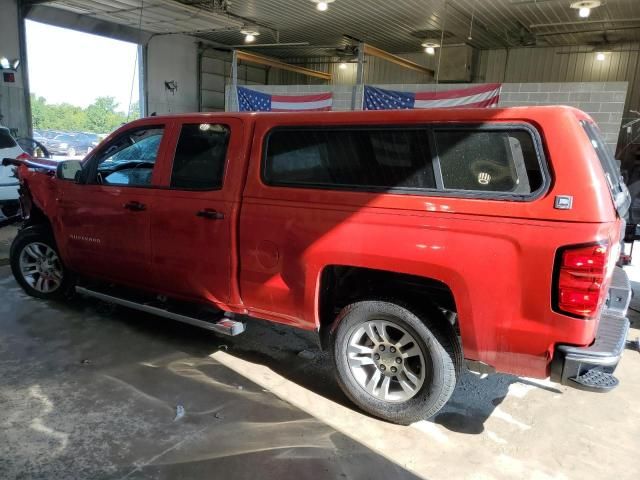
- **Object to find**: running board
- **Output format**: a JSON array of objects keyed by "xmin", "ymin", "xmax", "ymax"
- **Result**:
[{"xmin": 75, "ymin": 286, "xmax": 246, "ymax": 336}]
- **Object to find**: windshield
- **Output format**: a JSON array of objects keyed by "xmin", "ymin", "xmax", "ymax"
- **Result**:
[
  {"xmin": 581, "ymin": 120, "xmax": 630, "ymax": 217},
  {"xmin": 100, "ymin": 133, "xmax": 161, "ymax": 167}
]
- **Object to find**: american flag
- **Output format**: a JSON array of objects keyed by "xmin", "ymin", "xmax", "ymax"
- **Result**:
[
  {"xmin": 364, "ymin": 84, "xmax": 502, "ymax": 110},
  {"xmin": 237, "ymin": 87, "xmax": 333, "ymax": 112}
]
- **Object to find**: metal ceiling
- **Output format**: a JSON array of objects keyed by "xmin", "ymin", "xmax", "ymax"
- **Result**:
[{"xmin": 31, "ymin": 0, "xmax": 640, "ymax": 55}]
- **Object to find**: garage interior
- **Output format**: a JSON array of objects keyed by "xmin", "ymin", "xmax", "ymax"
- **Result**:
[{"xmin": 1, "ymin": 0, "xmax": 640, "ymax": 479}]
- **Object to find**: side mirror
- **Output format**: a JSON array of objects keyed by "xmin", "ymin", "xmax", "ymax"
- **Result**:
[{"xmin": 56, "ymin": 160, "xmax": 83, "ymax": 182}]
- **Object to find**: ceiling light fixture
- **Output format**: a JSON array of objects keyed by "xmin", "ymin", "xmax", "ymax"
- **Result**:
[
  {"xmin": 421, "ymin": 41, "xmax": 440, "ymax": 55},
  {"xmin": 596, "ymin": 52, "xmax": 606, "ymax": 61},
  {"xmin": 310, "ymin": 0, "xmax": 335, "ymax": 12},
  {"xmin": 570, "ymin": 1, "xmax": 601, "ymax": 19},
  {"xmin": 339, "ymin": 62, "xmax": 347, "ymax": 69},
  {"xmin": 240, "ymin": 28, "xmax": 260, "ymax": 43}
]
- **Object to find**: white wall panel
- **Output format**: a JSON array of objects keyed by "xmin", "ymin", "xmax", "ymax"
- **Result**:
[{"xmin": 476, "ymin": 43, "xmax": 640, "ymax": 126}]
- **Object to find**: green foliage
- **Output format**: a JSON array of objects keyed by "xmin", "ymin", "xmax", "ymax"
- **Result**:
[{"xmin": 30, "ymin": 94, "xmax": 141, "ymax": 134}]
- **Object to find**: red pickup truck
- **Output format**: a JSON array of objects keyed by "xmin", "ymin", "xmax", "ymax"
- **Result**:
[{"xmin": 5, "ymin": 107, "xmax": 632, "ymax": 424}]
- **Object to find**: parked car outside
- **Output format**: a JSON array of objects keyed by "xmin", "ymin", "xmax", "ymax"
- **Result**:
[
  {"xmin": 0, "ymin": 126, "xmax": 26, "ymax": 218},
  {"xmin": 44, "ymin": 132, "xmax": 102, "ymax": 158},
  {"xmin": 7, "ymin": 107, "xmax": 632, "ymax": 424}
]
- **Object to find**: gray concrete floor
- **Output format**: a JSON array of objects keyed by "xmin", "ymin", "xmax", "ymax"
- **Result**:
[{"xmin": 0, "ymin": 225, "xmax": 639, "ymax": 480}]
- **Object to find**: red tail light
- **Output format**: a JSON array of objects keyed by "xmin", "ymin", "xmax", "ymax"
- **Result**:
[{"xmin": 554, "ymin": 243, "xmax": 609, "ymax": 319}]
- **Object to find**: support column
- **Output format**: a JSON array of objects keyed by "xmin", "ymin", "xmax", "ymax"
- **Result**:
[
  {"xmin": 0, "ymin": 0, "xmax": 30, "ymax": 136},
  {"xmin": 351, "ymin": 42, "xmax": 365, "ymax": 110}
]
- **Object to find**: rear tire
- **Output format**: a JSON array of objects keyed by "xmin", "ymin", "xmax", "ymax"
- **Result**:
[
  {"xmin": 10, "ymin": 226, "xmax": 74, "ymax": 300},
  {"xmin": 332, "ymin": 300, "xmax": 461, "ymax": 425}
]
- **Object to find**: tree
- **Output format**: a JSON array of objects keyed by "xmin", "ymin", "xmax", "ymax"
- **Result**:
[
  {"xmin": 29, "ymin": 94, "xmax": 133, "ymax": 134},
  {"xmin": 85, "ymin": 96, "xmax": 123, "ymax": 133}
]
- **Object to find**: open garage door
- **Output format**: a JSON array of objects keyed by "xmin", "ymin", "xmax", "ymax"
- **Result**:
[{"xmin": 199, "ymin": 48, "xmax": 268, "ymax": 112}]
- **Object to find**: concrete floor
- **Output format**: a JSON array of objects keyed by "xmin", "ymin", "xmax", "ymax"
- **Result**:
[{"xmin": 0, "ymin": 225, "xmax": 639, "ymax": 480}]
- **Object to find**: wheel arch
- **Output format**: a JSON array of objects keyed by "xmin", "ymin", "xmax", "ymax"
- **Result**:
[{"xmin": 316, "ymin": 264, "xmax": 465, "ymax": 352}]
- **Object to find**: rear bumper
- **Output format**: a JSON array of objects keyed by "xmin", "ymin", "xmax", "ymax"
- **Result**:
[{"xmin": 550, "ymin": 267, "xmax": 631, "ymax": 390}]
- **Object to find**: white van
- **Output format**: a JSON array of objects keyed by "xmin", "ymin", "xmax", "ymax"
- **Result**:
[{"xmin": 0, "ymin": 126, "xmax": 25, "ymax": 217}]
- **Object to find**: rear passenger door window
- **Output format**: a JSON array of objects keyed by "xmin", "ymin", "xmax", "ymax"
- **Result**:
[
  {"xmin": 170, "ymin": 123, "xmax": 230, "ymax": 190},
  {"xmin": 264, "ymin": 128, "xmax": 436, "ymax": 191},
  {"xmin": 434, "ymin": 129, "xmax": 542, "ymax": 194}
]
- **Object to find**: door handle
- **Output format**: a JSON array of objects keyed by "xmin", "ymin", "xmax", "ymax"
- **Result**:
[
  {"xmin": 196, "ymin": 209, "xmax": 224, "ymax": 220},
  {"xmin": 124, "ymin": 201, "xmax": 146, "ymax": 211}
]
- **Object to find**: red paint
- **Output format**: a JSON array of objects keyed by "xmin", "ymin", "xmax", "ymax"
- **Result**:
[{"xmin": 18, "ymin": 107, "xmax": 623, "ymax": 379}]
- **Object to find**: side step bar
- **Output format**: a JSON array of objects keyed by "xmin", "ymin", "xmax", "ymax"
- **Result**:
[{"xmin": 75, "ymin": 286, "xmax": 246, "ymax": 336}]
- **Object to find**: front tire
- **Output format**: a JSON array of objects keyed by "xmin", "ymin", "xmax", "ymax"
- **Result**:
[
  {"xmin": 10, "ymin": 226, "xmax": 73, "ymax": 300},
  {"xmin": 332, "ymin": 300, "xmax": 461, "ymax": 425}
]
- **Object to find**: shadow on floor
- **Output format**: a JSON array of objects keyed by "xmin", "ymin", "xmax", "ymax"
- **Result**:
[
  {"xmin": 54, "ymin": 292, "xmax": 563, "ymax": 436},
  {"xmin": 1, "ymin": 274, "xmax": 423, "ymax": 480}
]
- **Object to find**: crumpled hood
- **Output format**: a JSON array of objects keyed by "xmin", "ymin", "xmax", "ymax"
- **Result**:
[{"xmin": 2, "ymin": 155, "xmax": 62, "ymax": 173}]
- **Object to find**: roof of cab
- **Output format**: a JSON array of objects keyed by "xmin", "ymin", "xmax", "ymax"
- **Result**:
[{"xmin": 132, "ymin": 105, "xmax": 595, "ymax": 125}]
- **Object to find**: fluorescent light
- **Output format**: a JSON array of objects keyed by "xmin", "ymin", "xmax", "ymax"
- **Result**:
[
  {"xmin": 0, "ymin": 57, "xmax": 9, "ymax": 69},
  {"xmin": 425, "ymin": 46, "xmax": 435, "ymax": 55},
  {"xmin": 241, "ymin": 28, "xmax": 259, "ymax": 43},
  {"xmin": 596, "ymin": 52, "xmax": 605, "ymax": 61},
  {"xmin": 317, "ymin": 1, "xmax": 328, "ymax": 11},
  {"xmin": 339, "ymin": 62, "xmax": 347, "ymax": 70},
  {"xmin": 579, "ymin": 6, "xmax": 590, "ymax": 17}
]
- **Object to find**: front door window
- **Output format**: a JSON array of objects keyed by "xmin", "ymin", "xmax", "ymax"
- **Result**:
[{"xmin": 92, "ymin": 127, "xmax": 164, "ymax": 187}]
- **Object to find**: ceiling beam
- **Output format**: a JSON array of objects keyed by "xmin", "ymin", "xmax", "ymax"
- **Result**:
[
  {"xmin": 535, "ymin": 25, "xmax": 640, "ymax": 37},
  {"xmin": 362, "ymin": 44, "xmax": 434, "ymax": 76},
  {"xmin": 530, "ymin": 18, "xmax": 640, "ymax": 29},
  {"xmin": 26, "ymin": 4, "xmax": 154, "ymax": 44},
  {"xmin": 235, "ymin": 50, "xmax": 332, "ymax": 81}
]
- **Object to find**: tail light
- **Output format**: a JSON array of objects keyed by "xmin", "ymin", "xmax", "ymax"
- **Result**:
[{"xmin": 554, "ymin": 242, "xmax": 609, "ymax": 319}]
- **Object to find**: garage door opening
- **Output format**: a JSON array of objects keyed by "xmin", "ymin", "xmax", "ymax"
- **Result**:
[{"xmin": 25, "ymin": 20, "xmax": 142, "ymax": 159}]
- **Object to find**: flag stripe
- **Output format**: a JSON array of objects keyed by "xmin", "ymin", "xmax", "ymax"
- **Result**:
[
  {"xmin": 414, "ymin": 83, "xmax": 502, "ymax": 100},
  {"xmin": 272, "ymin": 106, "xmax": 332, "ymax": 112},
  {"xmin": 271, "ymin": 92, "xmax": 332, "ymax": 103},
  {"xmin": 271, "ymin": 98, "xmax": 333, "ymax": 110},
  {"xmin": 413, "ymin": 89, "xmax": 500, "ymax": 108},
  {"xmin": 421, "ymin": 97, "xmax": 500, "ymax": 109}
]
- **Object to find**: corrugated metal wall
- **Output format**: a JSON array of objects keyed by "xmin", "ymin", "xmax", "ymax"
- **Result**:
[
  {"xmin": 476, "ymin": 42, "xmax": 640, "ymax": 122},
  {"xmin": 268, "ymin": 54, "xmax": 435, "ymax": 86}
]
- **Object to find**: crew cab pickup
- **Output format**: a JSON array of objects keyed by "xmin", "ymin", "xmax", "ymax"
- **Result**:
[{"xmin": 5, "ymin": 107, "xmax": 632, "ymax": 424}]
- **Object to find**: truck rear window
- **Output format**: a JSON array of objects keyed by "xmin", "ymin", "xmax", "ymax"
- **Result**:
[
  {"xmin": 581, "ymin": 120, "xmax": 629, "ymax": 216},
  {"xmin": 581, "ymin": 121, "xmax": 622, "ymax": 191}
]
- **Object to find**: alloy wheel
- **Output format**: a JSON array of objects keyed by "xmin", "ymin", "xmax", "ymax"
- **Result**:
[
  {"xmin": 346, "ymin": 319, "xmax": 426, "ymax": 403},
  {"xmin": 19, "ymin": 242, "xmax": 63, "ymax": 294}
]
